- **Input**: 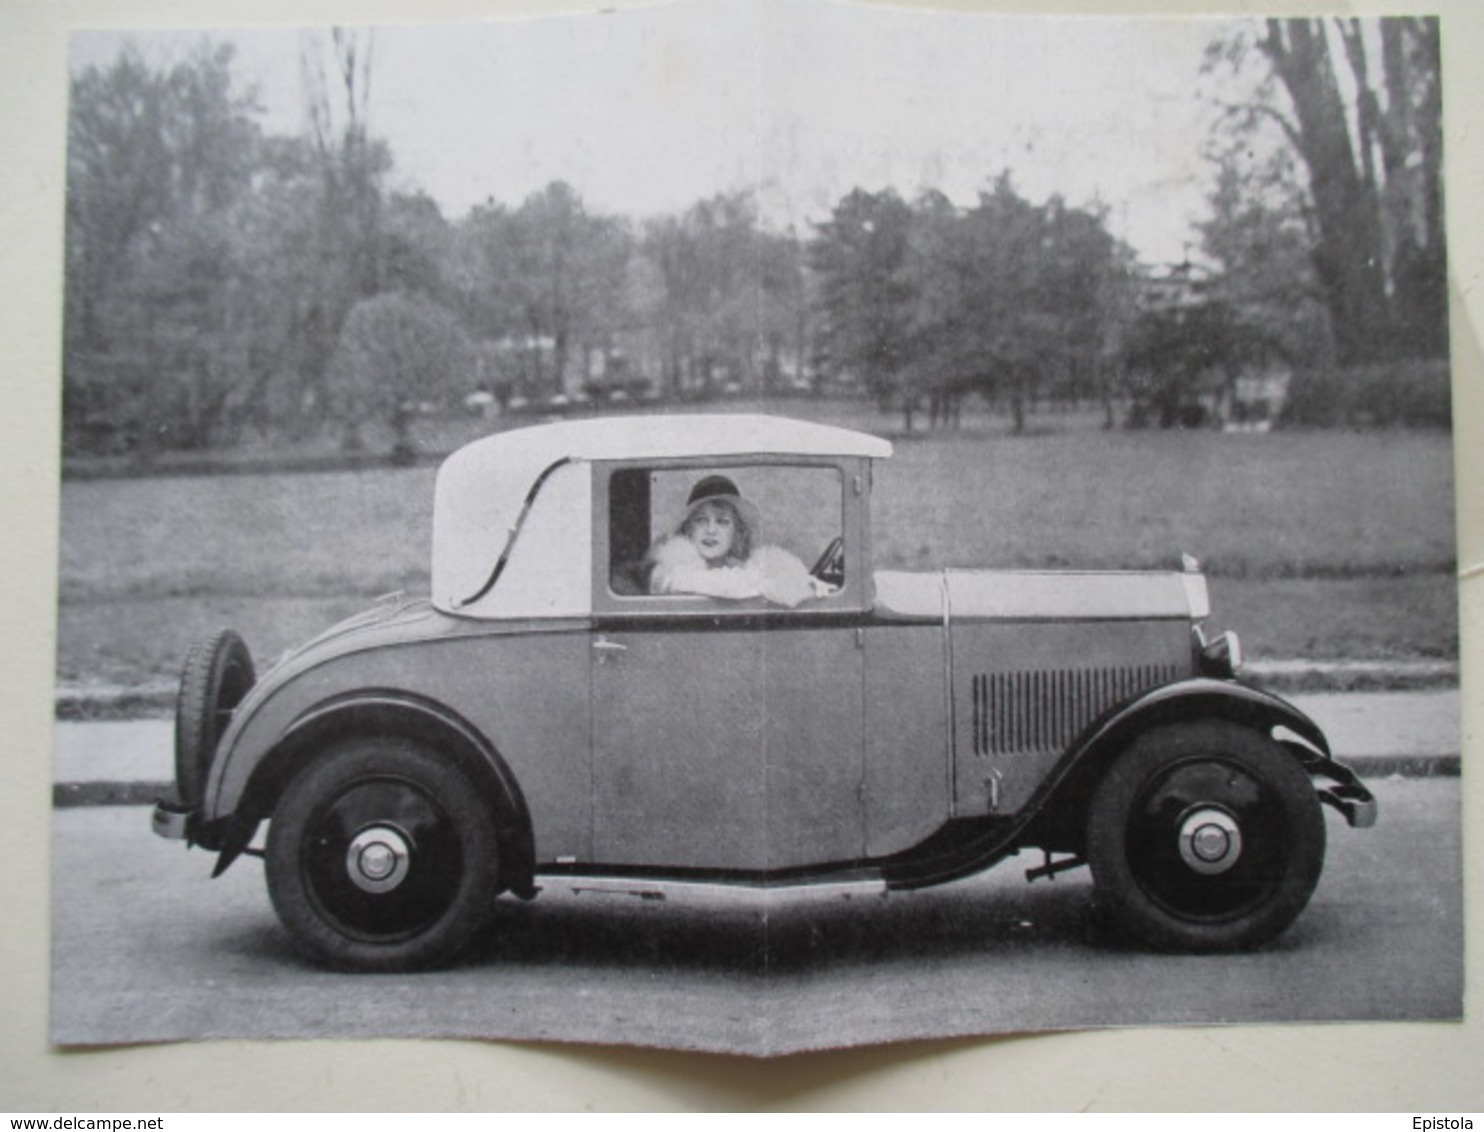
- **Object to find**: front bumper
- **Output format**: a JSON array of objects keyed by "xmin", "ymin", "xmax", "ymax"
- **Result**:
[
  {"xmin": 151, "ymin": 800, "xmax": 195, "ymax": 841},
  {"xmin": 1283, "ymin": 742, "xmax": 1379, "ymax": 828},
  {"xmin": 1319, "ymin": 776, "xmax": 1379, "ymax": 828}
]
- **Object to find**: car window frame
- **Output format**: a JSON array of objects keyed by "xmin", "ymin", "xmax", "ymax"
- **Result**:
[{"xmin": 590, "ymin": 455, "xmax": 870, "ymax": 620}]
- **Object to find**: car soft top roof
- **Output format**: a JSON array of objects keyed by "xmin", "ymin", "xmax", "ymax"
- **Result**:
[
  {"xmin": 444, "ymin": 413, "xmax": 891, "ymax": 470},
  {"xmin": 431, "ymin": 414, "xmax": 892, "ymax": 614}
]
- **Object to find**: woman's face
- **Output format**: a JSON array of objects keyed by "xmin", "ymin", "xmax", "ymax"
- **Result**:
[{"xmin": 684, "ymin": 502, "xmax": 737, "ymax": 562}]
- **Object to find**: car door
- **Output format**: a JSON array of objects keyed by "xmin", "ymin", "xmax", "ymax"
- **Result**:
[
  {"xmin": 590, "ymin": 618, "xmax": 865, "ymax": 871},
  {"xmin": 589, "ymin": 461, "xmax": 868, "ymax": 873}
]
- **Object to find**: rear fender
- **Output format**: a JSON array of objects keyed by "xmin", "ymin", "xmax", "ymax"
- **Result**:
[{"xmin": 210, "ymin": 691, "xmax": 536, "ymax": 895}]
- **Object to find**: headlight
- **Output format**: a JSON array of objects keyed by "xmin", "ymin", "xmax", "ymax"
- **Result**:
[{"xmin": 1200, "ymin": 629, "xmax": 1244, "ymax": 678}]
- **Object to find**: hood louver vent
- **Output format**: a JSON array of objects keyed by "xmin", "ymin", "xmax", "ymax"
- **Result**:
[{"xmin": 971, "ymin": 665, "xmax": 1178, "ymax": 756}]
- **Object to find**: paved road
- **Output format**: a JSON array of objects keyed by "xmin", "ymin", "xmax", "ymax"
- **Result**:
[{"xmin": 52, "ymin": 777, "xmax": 1462, "ymax": 1055}]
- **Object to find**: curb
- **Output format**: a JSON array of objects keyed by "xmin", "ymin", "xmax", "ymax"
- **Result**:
[
  {"xmin": 1329, "ymin": 754, "xmax": 1460, "ymax": 778},
  {"xmin": 1244, "ymin": 659, "xmax": 1459, "ymax": 694},
  {"xmin": 56, "ymin": 682, "xmax": 175, "ymax": 721},
  {"xmin": 55, "ymin": 781, "xmax": 179, "ymax": 808}
]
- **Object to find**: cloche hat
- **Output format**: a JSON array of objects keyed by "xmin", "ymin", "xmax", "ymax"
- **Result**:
[{"xmin": 679, "ymin": 474, "xmax": 761, "ymax": 537}]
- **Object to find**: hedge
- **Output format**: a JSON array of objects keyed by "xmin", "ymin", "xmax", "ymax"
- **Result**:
[{"xmin": 1280, "ymin": 357, "xmax": 1452, "ymax": 428}]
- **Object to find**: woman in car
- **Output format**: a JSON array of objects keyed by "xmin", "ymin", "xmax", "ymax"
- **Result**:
[{"xmin": 646, "ymin": 475, "xmax": 833, "ymax": 608}]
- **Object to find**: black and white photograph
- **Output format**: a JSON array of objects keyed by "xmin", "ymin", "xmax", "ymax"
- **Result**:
[{"xmin": 48, "ymin": 0, "xmax": 1461, "ymax": 1059}]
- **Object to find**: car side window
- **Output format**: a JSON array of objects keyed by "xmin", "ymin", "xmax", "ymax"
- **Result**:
[{"xmin": 605, "ymin": 465, "xmax": 845, "ymax": 606}]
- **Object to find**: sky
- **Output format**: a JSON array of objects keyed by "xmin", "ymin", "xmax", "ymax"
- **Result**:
[{"xmin": 69, "ymin": 0, "xmax": 1249, "ymax": 264}]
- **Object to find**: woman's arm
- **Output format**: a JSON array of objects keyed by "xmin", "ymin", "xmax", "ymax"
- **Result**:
[
  {"xmin": 750, "ymin": 546, "xmax": 819, "ymax": 608},
  {"xmin": 647, "ymin": 538, "xmax": 834, "ymax": 607},
  {"xmin": 647, "ymin": 536, "xmax": 763, "ymax": 600}
]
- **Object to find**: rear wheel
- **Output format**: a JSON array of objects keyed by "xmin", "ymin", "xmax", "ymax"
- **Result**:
[
  {"xmin": 266, "ymin": 738, "xmax": 502, "ymax": 972},
  {"xmin": 174, "ymin": 629, "xmax": 255, "ymax": 809},
  {"xmin": 1086, "ymin": 721, "xmax": 1325, "ymax": 951}
]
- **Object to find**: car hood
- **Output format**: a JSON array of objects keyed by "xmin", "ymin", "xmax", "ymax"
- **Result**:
[{"xmin": 873, "ymin": 568, "xmax": 1209, "ymax": 621}]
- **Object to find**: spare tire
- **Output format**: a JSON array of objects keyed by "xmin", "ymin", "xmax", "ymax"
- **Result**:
[{"xmin": 174, "ymin": 629, "xmax": 256, "ymax": 809}]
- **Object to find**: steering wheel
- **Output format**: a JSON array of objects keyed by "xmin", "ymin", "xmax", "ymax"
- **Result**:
[{"xmin": 810, "ymin": 536, "xmax": 845, "ymax": 588}]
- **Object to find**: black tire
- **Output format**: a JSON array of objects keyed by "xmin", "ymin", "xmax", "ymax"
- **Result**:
[
  {"xmin": 174, "ymin": 629, "xmax": 256, "ymax": 809},
  {"xmin": 1086, "ymin": 721, "xmax": 1325, "ymax": 952},
  {"xmin": 265, "ymin": 738, "xmax": 502, "ymax": 972}
]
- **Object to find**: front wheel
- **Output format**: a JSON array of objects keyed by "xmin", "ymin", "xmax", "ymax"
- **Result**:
[
  {"xmin": 266, "ymin": 738, "xmax": 502, "ymax": 972},
  {"xmin": 1086, "ymin": 721, "xmax": 1325, "ymax": 951}
]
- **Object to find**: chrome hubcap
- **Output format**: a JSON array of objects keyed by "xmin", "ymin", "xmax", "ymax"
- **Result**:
[
  {"xmin": 1178, "ymin": 808, "xmax": 1243, "ymax": 875},
  {"xmin": 346, "ymin": 826, "xmax": 411, "ymax": 894}
]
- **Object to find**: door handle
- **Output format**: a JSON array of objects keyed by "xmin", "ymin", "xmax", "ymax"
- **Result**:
[{"xmin": 593, "ymin": 636, "xmax": 627, "ymax": 653}]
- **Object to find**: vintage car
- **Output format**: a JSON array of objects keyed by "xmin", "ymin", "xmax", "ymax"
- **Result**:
[{"xmin": 153, "ymin": 414, "xmax": 1376, "ymax": 971}]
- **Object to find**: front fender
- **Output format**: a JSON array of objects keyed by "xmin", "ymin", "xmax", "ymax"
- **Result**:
[
  {"xmin": 1074, "ymin": 677, "xmax": 1331, "ymax": 761},
  {"xmin": 1030, "ymin": 677, "xmax": 1367, "ymax": 845}
]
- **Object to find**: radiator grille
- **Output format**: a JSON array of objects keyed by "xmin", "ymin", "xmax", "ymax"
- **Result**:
[{"xmin": 970, "ymin": 665, "xmax": 1179, "ymax": 756}]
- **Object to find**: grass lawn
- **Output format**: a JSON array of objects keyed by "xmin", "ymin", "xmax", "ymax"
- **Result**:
[{"xmin": 55, "ymin": 409, "xmax": 1458, "ymax": 689}]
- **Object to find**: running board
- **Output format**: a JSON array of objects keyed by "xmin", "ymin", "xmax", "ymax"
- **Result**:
[{"xmin": 533, "ymin": 873, "xmax": 889, "ymax": 905}]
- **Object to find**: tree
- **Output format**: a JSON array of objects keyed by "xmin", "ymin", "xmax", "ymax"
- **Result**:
[
  {"xmin": 327, "ymin": 291, "xmax": 476, "ymax": 458},
  {"xmin": 636, "ymin": 192, "xmax": 801, "ymax": 398},
  {"xmin": 1198, "ymin": 142, "xmax": 1331, "ymax": 369},
  {"xmin": 64, "ymin": 42, "xmax": 266, "ymax": 452},
  {"xmin": 1123, "ymin": 297, "xmax": 1239, "ymax": 428},
  {"xmin": 896, "ymin": 189, "xmax": 969, "ymax": 427},
  {"xmin": 808, "ymin": 189, "xmax": 915, "ymax": 410},
  {"xmin": 756, "ymin": 226, "xmax": 808, "ymax": 393},
  {"xmin": 946, "ymin": 179, "xmax": 1068, "ymax": 434},
  {"xmin": 897, "ymin": 179, "xmax": 1132, "ymax": 433},
  {"xmin": 457, "ymin": 183, "xmax": 632, "ymax": 397},
  {"xmin": 688, "ymin": 193, "xmax": 798, "ymax": 392},
  {"xmin": 640, "ymin": 212, "xmax": 703, "ymax": 397},
  {"xmin": 1203, "ymin": 18, "xmax": 1445, "ymax": 364},
  {"xmin": 808, "ymin": 179, "xmax": 1132, "ymax": 433},
  {"xmin": 292, "ymin": 29, "xmax": 393, "ymax": 427},
  {"xmin": 382, "ymin": 191, "xmax": 455, "ymax": 299}
]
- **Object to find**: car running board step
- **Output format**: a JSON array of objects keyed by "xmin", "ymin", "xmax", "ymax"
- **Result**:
[{"xmin": 533, "ymin": 873, "xmax": 888, "ymax": 905}]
